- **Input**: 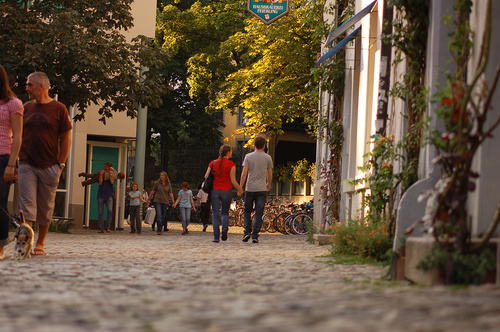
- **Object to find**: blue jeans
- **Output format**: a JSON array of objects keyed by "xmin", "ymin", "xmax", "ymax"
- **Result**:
[
  {"xmin": 244, "ymin": 191, "xmax": 266, "ymax": 239},
  {"xmin": 153, "ymin": 202, "xmax": 169, "ymax": 232},
  {"xmin": 0, "ymin": 155, "xmax": 11, "ymax": 247},
  {"xmin": 180, "ymin": 207, "xmax": 192, "ymax": 227},
  {"xmin": 211, "ymin": 189, "xmax": 232, "ymax": 241},
  {"xmin": 98, "ymin": 196, "xmax": 114, "ymax": 230}
]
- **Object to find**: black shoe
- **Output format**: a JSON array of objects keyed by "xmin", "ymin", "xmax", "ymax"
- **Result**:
[
  {"xmin": 252, "ymin": 238, "xmax": 259, "ymax": 244},
  {"xmin": 157, "ymin": 231, "xmax": 162, "ymax": 235},
  {"xmin": 212, "ymin": 240, "xmax": 220, "ymax": 243},
  {"xmin": 164, "ymin": 228, "xmax": 169, "ymax": 232},
  {"xmin": 221, "ymin": 230, "xmax": 228, "ymax": 241},
  {"xmin": 242, "ymin": 234, "xmax": 251, "ymax": 242},
  {"xmin": 202, "ymin": 225, "xmax": 207, "ymax": 232},
  {"xmin": 130, "ymin": 231, "xmax": 136, "ymax": 234}
]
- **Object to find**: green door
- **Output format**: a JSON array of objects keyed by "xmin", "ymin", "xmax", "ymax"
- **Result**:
[{"xmin": 89, "ymin": 146, "xmax": 119, "ymax": 225}]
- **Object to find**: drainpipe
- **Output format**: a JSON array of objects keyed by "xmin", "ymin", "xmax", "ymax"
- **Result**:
[
  {"xmin": 135, "ymin": 65, "xmax": 148, "ymax": 192},
  {"xmin": 375, "ymin": 2, "xmax": 393, "ymax": 135}
]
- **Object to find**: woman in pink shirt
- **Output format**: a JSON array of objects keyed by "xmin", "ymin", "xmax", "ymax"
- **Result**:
[
  {"xmin": 0, "ymin": 65, "xmax": 23, "ymax": 260},
  {"xmin": 204, "ymin": 145, "xmax": 243, "ymax": 243}
]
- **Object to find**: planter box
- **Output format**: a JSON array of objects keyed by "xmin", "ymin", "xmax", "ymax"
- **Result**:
[
  {"xmin": 404, "ymin": 237, "xmax": 497, "ymax": 286},
  {"xmin": 313, "ymin": 234, "xmax": 334, "ymax": 246}
]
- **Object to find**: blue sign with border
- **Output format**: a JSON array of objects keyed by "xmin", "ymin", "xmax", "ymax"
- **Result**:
[{"xmin": 247, "ymin": 0, "xmax": 290, "ymax": 25}]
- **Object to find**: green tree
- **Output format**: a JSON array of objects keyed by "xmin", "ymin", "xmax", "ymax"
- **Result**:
[
  {"xmin": 146, "ymin": 1, "xmax": 224, "ymax": 180},
  {"xmin": 156, "ymin": 0, "xmax": 324, "ymax": 138},
  {"xmin": 0, "ymin": 0, "xmax": 166, "ymax": 122},
  {"xmin": 147, "ymin": 49, "xmax": 222, "ymax": 170},
  {"xmin": 157, "ymin": 0, "xmax": 246, "ymax": 107}
]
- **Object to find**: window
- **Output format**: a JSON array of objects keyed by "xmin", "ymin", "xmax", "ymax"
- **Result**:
[
  {"xmin": 216, "ymin": 109, "xmax": 224, "ymax": 123},
  {"xmin": 237, "ymin": 106, "xmax": 247, "ymax": 126}
]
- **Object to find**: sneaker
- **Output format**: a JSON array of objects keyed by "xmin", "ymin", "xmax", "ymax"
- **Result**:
[
  {"xmin": 212, "ymin": 240, "xmax": 220, "ymax": 243},
  {"xmin": 221, "ymin": 230, "xmax": 228, "ymax": 241},
  {"xmin": 181, "ymin": 230, "xmax": 187, "ymax": 235},
  {"xmin": 202, "ymin": 225, "xmax": 207, "ymax": 232},
  {"xmin": 242, "ymin": 234, "xmax": 251, "ymax": 242},
  {"xmin": 252, "ymin": 238, "xmax": 259, "ymax": 244},
  {"xmin": 157, "ymin": 231, "xmax": 162, "ymax": 235}
]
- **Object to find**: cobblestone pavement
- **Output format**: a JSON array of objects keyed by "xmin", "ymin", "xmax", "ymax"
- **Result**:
[{"xmin": 1, "ymin": 222, "xmax": 500, "ymax": 332}]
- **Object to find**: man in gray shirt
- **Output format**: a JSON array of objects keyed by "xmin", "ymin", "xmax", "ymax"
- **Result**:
[{"xmin": 240, "ymin": 136, "xmax": 273, "ymax": 243}]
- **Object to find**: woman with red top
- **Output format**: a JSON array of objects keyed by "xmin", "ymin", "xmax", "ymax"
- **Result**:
[{"xmin": 204, "ymin": 145, "xmax": 243, "ymax": 243}]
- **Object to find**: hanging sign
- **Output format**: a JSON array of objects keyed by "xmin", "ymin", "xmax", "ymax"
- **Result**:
[{"xmin": 247, "ymin": 0, "xmax": 290, "ymax": 25}]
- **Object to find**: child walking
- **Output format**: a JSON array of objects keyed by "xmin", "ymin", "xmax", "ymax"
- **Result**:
[
  {"xmin": 128, "ymin": 182, "xmax": 146, "ymax": 234},
  {"xmin": 173, "ymin": 182, "xmax": 196, "ymax": 235}
]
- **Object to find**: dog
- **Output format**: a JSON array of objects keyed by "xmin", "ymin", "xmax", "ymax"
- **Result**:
[{"xmin": 11, "ymin": 210, "xmax": 34, "ymax": 260}]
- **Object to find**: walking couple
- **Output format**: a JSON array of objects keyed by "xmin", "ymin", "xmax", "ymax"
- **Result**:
[{"xmin": 204, "ymin": 136, "xmax": 272, "ymax": 243}]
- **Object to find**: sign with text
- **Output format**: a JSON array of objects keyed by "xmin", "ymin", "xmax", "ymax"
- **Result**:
[{"xmin": 247, "ymin": 0, "xmax": 289, "ymax": 25}]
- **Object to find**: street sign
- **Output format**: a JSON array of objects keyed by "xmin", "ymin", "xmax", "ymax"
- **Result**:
[{"xmin": 247, "ymin": 0, "xmax": 290, "ymax": 25}]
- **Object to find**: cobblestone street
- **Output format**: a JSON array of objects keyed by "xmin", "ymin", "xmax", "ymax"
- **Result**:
[{"xmin": 1, "ymin": 222, "xmax": 500, "ymax": 331}]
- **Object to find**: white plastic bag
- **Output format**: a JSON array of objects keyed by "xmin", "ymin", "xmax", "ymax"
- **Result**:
[{"xmin": 144, "ymin": 207, "xmax": 156, "ymax": 224}]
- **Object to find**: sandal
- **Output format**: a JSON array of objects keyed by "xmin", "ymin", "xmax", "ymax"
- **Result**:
[{"xmin": 32, "ymin": 248, "xmax": 46, "ymax": 256}]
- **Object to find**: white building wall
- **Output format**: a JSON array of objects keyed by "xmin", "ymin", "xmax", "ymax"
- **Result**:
[{"xmin": 469, "ymin": 1, "xmax": 500, "ymax": 236}]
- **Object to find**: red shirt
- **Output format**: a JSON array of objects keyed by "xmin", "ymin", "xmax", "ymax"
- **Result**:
[{"xmin": 210, "ymin": 158, "xmax": 235, "ymax": 191}]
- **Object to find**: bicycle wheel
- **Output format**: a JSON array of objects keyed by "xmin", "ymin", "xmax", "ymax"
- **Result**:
[
  {"xmin": 236, "ymin": 207, "xmax": 245, "ymax": 227},
  {"xmin": 275, "ymin": 213, "xmax": 289, "ymax": 234},
  {"xmin": 284, "ymin": 215, "xmax": 295, "ymax": 235},
  {"xmin": 292, "ymin": 213, "xmax": 311, "ymax": 235},
  {"xmin": 262, "ymin": 213, "xmax": 276, "ymax": 233},
  {"xmin": 229, "ymin": 208, "xmax": 237, "ymax": 227}
]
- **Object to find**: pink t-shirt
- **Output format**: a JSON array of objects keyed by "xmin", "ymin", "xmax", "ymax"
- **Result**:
[{"xmin": 0, "ymin": 98, "xmax": 24, "ymax": 155}]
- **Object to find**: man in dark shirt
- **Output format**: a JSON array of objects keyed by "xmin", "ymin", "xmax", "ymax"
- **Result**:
[{"xmin": 18, "ymin": 71, "xmax": 72, "ymax": 255}]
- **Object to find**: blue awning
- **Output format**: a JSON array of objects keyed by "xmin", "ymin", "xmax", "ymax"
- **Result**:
[
  {"xmin": 324, "ymin": 0, "xmax": 377, "ymax": 48},
  {"xmin": 316, "ymin": 26, "xmax": 361, "ymax": 67}
]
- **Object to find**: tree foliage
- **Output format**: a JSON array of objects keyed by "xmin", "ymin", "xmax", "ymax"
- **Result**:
[
  {"xmin": 156, "ymin": 0, "xmax": 324, "ymax": 138},
  {"xmin": 146, "ymin": 1, "xmax": 224, "ymax": 175},
  {"xmin": 0, "ymin": 0, "xmax": 167, "ymax": 122}
]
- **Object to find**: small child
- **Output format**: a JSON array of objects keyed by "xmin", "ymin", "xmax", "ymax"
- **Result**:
[
  {"xmin": 79, "ymin": 166, "xmax": 125, "ymax": 187},
  {"xmin": 173, "ymin": 182, "xmax": 196, "ymax": 235},
  {"xmin": 128, "ymin": 182, "xmax": 146, "ymax": 234}
]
